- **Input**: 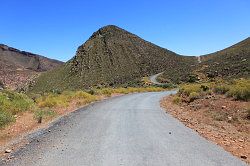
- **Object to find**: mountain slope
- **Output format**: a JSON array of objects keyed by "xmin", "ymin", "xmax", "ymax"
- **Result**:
[
  {"xmin": 29, "ymin": 25, "xmax": 197, "ymax": 92},
  {"xmin": 159, "ymin": 37, "xmax": 250, "ymax": 83},
  {"xmin": 0, "ymin": 44, "xmax": 64, "ymax": 89},
  {"xmin": 199, "ymin": 37, "xmax": 250, "ymax": 79}
]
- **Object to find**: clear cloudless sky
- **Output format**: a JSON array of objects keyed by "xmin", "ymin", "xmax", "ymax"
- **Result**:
[{"xmin": 1, "ymin": 0, "xmax": 250, "ymax": 62}]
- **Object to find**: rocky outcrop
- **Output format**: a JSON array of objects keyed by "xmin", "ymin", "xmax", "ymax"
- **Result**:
[{"xmin": 0, "ymin": 44, "xmax": 63, "ymax": 71}]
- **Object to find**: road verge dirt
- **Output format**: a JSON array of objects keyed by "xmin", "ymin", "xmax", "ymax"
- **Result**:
[{"xmin": 161, "ymin": 95, "xmax": 250, "ymax": 164}]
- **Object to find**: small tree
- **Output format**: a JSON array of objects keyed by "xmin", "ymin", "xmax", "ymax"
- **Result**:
[{"xmin": 188, "ymin": 74, "xmax": 198, "ymax": 83}]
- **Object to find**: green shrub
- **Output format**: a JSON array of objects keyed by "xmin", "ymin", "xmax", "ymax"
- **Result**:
[
  {"xmin": 200, "ymin": 85, "xmax": 209, "ymax": 91},
  {"xmin": 94, "ymin": 86, "xmax": 165, "ymax": 96},
  {"xmin": 0, "ymin": 90, "xmax": 34, "ymax": 115},
  {"xmin": 189, "ymin": 92, "xmax": 200, "ymax": 102},
  {"xmin": 214, "ymin": 85, "xmax": 230, "ymax": 94},
  {"xmin": 114, "ymin": 88, "xmax": 130, "ymax": 94},
  {"xmin": 187, "ymin": 74, "xmax": 198, "ymax": 83},
  {"xmin": 72, "ymin": 91, "xmax": 97, "ymax": 103},
  {"xmin": 179, "ymin": 84, "xmax": 202, "ymax": 96},
  {"xmin": 96, "ymin": 88, "xmax": 113, "ymax": 96},
  {"xmin": 172, "ymin": 96, "xmax": 181, "ymax": 104},
  {"xmin": 36, "ymin": 94, "xmax": 62, "ymax": 108},
  {"xmin": 51, "ymin": 89, "xmax": 62, "ymax": 94},
  {"xmin": 0, "ymin": 111, "xmax": 14, "ymax": 128},
  {"xmin": 0, "ymin": 90, "xmax": 34, "ymax": 128},
  {"xmin": 226, "ymin": 79, "xmax": 250, "ymax": 101},
  {"xmin": 87, "ymin": 89, "xmax": 96, "ymax": 95},
  {"xmin": 34, "ymin": 108, "xmax": 56, "ymax": 123}
]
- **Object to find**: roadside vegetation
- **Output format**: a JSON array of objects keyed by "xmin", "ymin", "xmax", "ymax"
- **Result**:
[
  {"xmin": 0, "ymin": 86, "xmax": 167, "ymax": 129},
  {"xmin": 175, "ymin": 79, "xmax": 250, "ymax": 123},
  {"xmin": 177, "ymin": 79, "xmax": 250, "ymax": 102},
  {"xmin": 162, "ymin": 78, "xmax": 250, "ymax": 163},
  {"xmin": 160, "ymin": 38, "xmax": 250, "ymax": 84},
  {"xmin": 0, "ymin": 90, "xmax": 34, "ymax": 128}
]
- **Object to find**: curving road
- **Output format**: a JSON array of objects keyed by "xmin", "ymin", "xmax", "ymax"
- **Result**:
[
  {"xmin": 149, "ymin": 72, "xmax": 164, "ymax": 85},
  {"xmin": 1, "ymin": 91, "xmax": 246, "ymax": 166},
  {"xmin": 197, "ymin": 56, "xmax": 202, "ymax": 63}
]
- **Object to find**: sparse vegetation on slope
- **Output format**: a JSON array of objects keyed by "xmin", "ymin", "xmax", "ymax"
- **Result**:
[
  {"xmin": 200, "ymin": 37, "xmax": 250, "ymax": 80},
  {"xmin": 30, "ymin": 26, "xmax": 249, "ymax": 92},
  {"xmin": 28, "ymin": 25, "xmax": 197, "ymax": 92},
  {"xmin": 160, "ymin": 37, "xmax": 250, "ymax": 84},
  {"xmin": 160, "ymin": 56, "xmax": 198, "ymax": 83}
]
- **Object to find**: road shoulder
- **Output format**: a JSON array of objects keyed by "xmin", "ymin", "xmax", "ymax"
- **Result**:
[{"xmin": 161, "ymin": 95, "xmax": 249, "ymax": 164}]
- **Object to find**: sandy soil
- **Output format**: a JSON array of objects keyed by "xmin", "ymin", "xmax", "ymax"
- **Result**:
[{"xmin": 161, "ymin": 94, "xmax": 250, "ymax": 164}]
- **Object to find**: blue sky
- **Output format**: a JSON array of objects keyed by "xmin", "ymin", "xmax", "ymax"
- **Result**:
[{"xmin": 1, "ymin": 0, "xmax": 249, "ymax": 62}]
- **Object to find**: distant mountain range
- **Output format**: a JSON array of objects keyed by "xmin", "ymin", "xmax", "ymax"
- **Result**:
[{"xmin": 0, "ymin": 44, "xmax": 63, "ymax": 89}]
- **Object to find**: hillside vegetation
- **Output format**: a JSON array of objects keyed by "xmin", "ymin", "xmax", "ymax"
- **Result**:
[
  {"xmin": 28, "ymin": 26, "xmax": 249, "ymax": 92},
  {"xmin": 160, "ymin": 37, "xmax": 250, "ymax": 83},
  {"xmin": 199, "ymin": 37, "xmax": 250, "ymax": 80},
  {"xmin": 29, "ymin": 25, "xmax": 197, "ymax": 92}
]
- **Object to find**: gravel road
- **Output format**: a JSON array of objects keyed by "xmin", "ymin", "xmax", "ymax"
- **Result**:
[
  {"xmin": 149, "ymin": 73, "xmax": 164, "ymax": 85},
  {"xmin": 1, "ymin": 91, "xmax": 247, "ymax": 166}
]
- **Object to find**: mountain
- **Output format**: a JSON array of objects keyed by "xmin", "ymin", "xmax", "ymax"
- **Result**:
[
  {"xmin": 29, "ymin": 25, "xmax": 197, "ymax": 92},
  {"xmin": 28, "ymin": 25, "xmax": 249, "ymax": 93},
  {"xmin": 199, "ymin": 37, "xmax": 250, "ymax": 79},
  {"xmin": 0, "ymin": 44, "xmax": 64, "ymax": 89},
  {"xmin": 159, "ymin": 37, "xmax": 250, "ymax": 83}
]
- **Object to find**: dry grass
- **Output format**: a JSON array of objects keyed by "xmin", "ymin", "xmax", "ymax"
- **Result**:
[
  {"xmin": 178, "ymin": 79, "xmax": 250, "ymax": 102},
  {"xmin": 1, "ymin": 86, "xmax": 166, "ymax": 129},
  {"xmin": 36, "ymin": 91, "xmax": 98, "ymax": 108},
  {"xmin": 95, "ymin": 87, "xmax": 165, "ymax": 96},
  {"xmin": 172, "ymin": 96, "xmax": 181, "ymax": 104},
  {"xmin": 179, "ymin": 84, "xmax": 203, "ymax": 96},
  {"xmin": 226, "ymin": 79, "xmax": 250, "ymax": 101},
  {"xmin": 0, "ymin": 90, "xmax": 34, "ymax": 128}
]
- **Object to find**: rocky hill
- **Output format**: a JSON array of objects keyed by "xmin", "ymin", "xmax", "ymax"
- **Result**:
[
  {"xmin": 29, "ymin": 25, "xmax": 197, "ymax": 92},
  {"xmin": 0, "ymin": 44, "xmax": 63, "ymax": 89},
  {"xmin": 159, "ymin": 37, "xmax": 250, "ymax": 83},
  {"xmin": 28, "ymin": 25, "xmax": 249, "ymax": 93},
  {"xmin": 199, "ymin": 37, "xmax": 250, "ymax": 79}
]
